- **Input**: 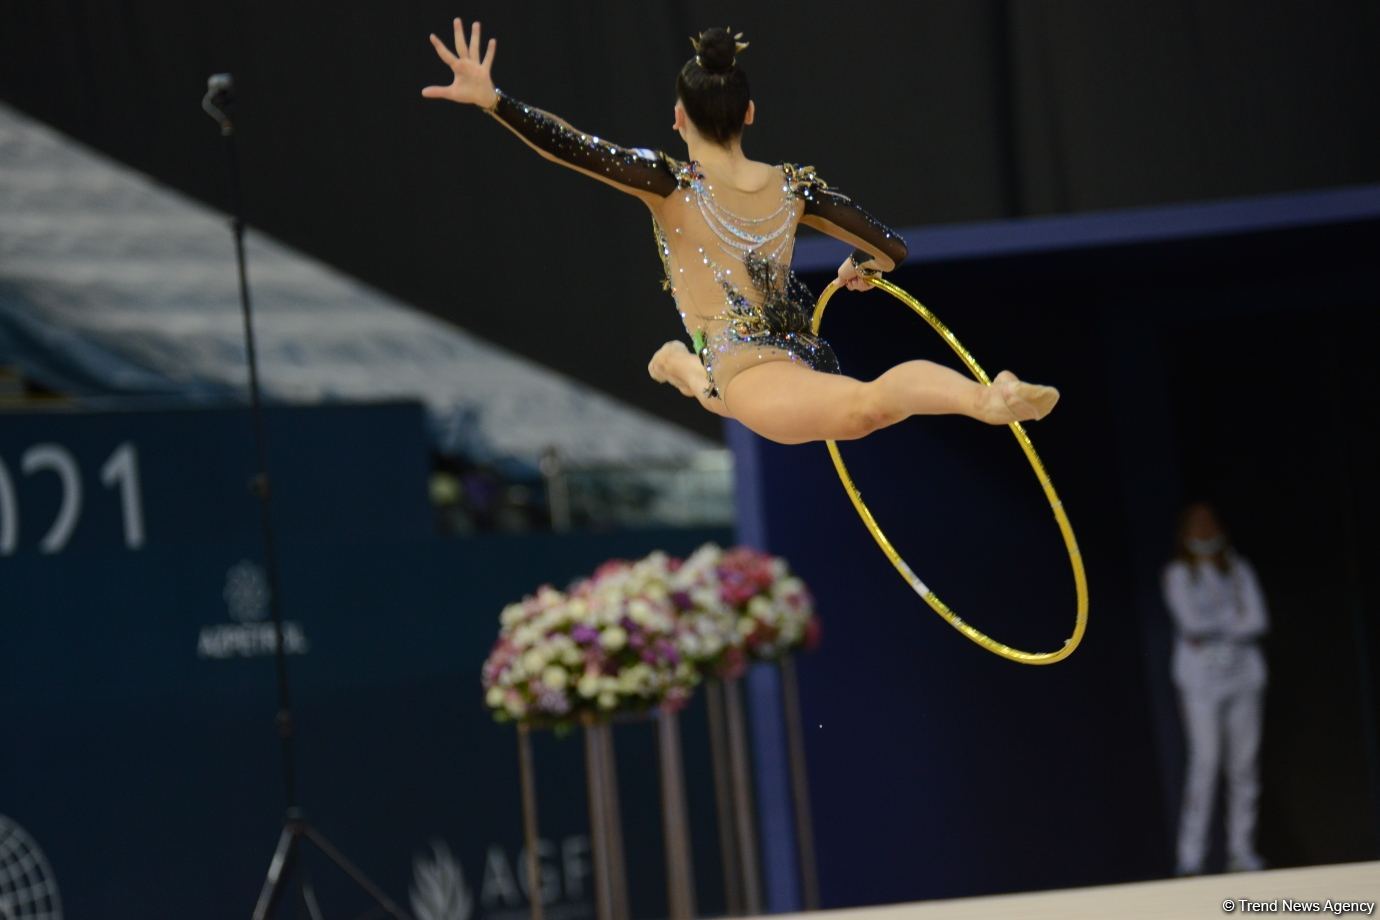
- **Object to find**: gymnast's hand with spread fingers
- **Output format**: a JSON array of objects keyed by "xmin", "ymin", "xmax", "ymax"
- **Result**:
[{"xmin": 421, "ymin": 18, "xmax": 499, "ymax": 109}]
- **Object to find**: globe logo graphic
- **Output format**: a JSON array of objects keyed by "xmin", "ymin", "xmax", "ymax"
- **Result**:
[
  {"xmin": 223, "ymin": 559, "xmax": 270, "ymax": 623},
  {"xmin": 0, "ymin": 816, "xmax": 62, "ymax": 920}
]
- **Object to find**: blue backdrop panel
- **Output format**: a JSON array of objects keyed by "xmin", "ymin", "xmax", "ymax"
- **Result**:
[
  {"xmin": 730, "ymin": 298, "xmax": 1166, "ymax": 908},
  {"xmin": 735, "ymin": 189, "xmax": 1380, "ymax": 910},
  {"xmin": 1, "ymin": 403, "xmax": 731, "ymax": 918}
]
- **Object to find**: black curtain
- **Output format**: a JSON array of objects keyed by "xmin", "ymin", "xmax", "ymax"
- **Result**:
[{"xmin": 3, "ymin": 0, "xmax": 1378, "ymax": 436}]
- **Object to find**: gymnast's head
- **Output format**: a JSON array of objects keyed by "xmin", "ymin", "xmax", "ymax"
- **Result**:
[{"xmin": 675, "ymin": 27, "xmax": 755, "ymax": 148}]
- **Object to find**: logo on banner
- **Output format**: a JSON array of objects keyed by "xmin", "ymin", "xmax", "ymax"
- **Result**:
[
  {"xmin": 0, "ymin": 815, "xmax": 63, "ymax": 920},
  {"xmin": 411, "ymin": 841, "xmax": 473, "ymax": 920},
  {"xmin": 411, "ymin": 836, "xmax": 592, "ymax": 920},
  {"xmin": 196, "ymin": 560, "xmax": 311, "ymax": 659}
]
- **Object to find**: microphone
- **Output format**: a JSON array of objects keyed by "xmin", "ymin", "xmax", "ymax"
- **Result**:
[{"xmin": 202, "ymin": 72, "xmax": 235, "ymax": 134}]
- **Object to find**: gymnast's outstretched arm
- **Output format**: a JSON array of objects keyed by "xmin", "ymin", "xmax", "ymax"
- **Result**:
[{"xmin": 422, "ymin": 18, "xmax": 677, "ymax": 204}]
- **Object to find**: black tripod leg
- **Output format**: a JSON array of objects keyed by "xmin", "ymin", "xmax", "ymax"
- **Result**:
[
  {"xmin": 253, "ymin": 825, "xmax": 300, "ymax": 920},
  {"xmin": 299, "ymin": 870, "xmax": 325, "ymax": 920},
  {"xmin": 301, "ymin": 825, "xmax": 411, "ymax": 919}
]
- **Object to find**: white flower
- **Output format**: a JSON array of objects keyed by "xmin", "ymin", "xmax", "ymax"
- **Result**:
[
  {"xmin": 504, "ymin": 696, "xmax": 527, "ymax": 718},
  {"xmin": 522, "ymin": 649, "xmax": 548, "ymax": 674},
  {"xmin": 601, "ymin": 626, "xmax": 628, "ymax": 652},
  {"xmin": 620, "ymin": 664, "xmax": 651, "ymax": 694},
  {"xmin": 542, "ymin": 665, "xmax": 568, "ymax": 690},
  {"xmin": 598, "ymin": 691, "xmax": 618, "ymax": 710},
  {"xmin": 500, "ymin": 603, "xmax": 527, "ymax": 627},
  {"xmin": 627, "ymin": 599, "xmax": 654, "ymax": 626},
  {"xmin": 485, "ymin": 686, "xmax": 505, "ymax": 707},
  {"xmin": 577, "ymin": 674, "xmax": 600, "ymax": 699}
]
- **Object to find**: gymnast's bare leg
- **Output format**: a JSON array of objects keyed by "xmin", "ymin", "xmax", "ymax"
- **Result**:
[{"xmin": 648, "ymin": 339, "xmax": 1058, "ymax": 446}]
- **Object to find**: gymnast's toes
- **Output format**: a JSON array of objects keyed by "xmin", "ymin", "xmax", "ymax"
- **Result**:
[{"xmin": 991, "ymin": 370, "xmax": 1059, "ymax": 423}]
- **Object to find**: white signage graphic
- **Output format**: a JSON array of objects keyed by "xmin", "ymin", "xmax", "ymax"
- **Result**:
[
  {"xmin": 411, "ymin": 841, "xmax": 473, "ymax": 920},
  {"xmin": 0, "ymin": 816, "xmax": 62, "ymax": 920},
  {"xmin": 0, "ymin": 441, "xmax": 145, "ymax": 556},
  {"xmin": 196, "ymin": 560, "xmax": 310, "ymax": 659},
  {"xmin": 412, "ymin": 836, "xmax": 592, "ymax": 920}
]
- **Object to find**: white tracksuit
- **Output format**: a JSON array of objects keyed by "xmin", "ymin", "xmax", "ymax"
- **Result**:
[{"xmin": 1162, "ymin": 553, "xmax": 1268, "ymax": 873}]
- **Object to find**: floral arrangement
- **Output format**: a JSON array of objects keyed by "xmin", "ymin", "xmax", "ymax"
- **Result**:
[
  {"xmin": 674, "ymin": 544, "xmax": 821, "ymax": 667},
  {"xmin": 666, "ymin": 544, "xmax": 745, "ymax": 678},
  {"xmin": 482, "ymin": 553, "xmax": 699, "ymax": 728},
  {"xmin": 482, "ymin": 544, "xmax": 820, "ymax": 727}
]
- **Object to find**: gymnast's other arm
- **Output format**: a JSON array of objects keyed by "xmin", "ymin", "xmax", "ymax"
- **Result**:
[
  {"xmin": 795, "ymin": 182, "xmax": 909, "ymax": 292},
  {"xmin": 421, "ymin": 19, "xmax": 678, "ymax": 204}
]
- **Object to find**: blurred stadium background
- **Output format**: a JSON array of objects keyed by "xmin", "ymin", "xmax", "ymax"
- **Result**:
[{"xmin": 2, "ymin": 2, "xmax": 1378, "ymax": 918}]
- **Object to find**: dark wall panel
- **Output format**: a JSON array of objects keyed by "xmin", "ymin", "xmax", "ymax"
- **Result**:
[{"xmin": 3, "ymin": 0, "xmax": 1378, "ymax": 436}]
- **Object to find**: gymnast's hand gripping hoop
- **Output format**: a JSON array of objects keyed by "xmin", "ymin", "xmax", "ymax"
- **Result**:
[{"xmin": 811, "ymin": 277, "xmax": 1089, "ymax": 664}]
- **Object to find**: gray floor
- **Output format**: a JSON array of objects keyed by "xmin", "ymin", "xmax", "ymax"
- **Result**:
[{"xmin": 773, "ymin": 862, "xmax": 1380, "ymax": 919}]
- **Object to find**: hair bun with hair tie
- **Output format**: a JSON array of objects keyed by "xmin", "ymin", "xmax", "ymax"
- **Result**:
[{"xmin": 689, "ymin": 26, "xmax": 749, "ymax": 74}]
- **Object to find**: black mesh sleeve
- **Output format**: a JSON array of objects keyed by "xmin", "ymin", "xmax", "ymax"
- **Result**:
[
  {"xmin": 488, "ymin": 90, "xmax": 680, "ymax": 199},
  {"xmin": 787, "ymin": 165, "xmax": 908, "ymax": 272}
]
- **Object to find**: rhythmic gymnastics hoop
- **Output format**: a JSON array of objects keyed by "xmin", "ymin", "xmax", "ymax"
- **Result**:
[{"xmin": 811, "ymin": 277, "xmax": 1088, "ymax": 664}]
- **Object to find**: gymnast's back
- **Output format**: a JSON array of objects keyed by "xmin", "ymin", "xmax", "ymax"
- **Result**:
[{"xmin": 486, "ymin": 89, "xmax": 907, "ymax": 395}]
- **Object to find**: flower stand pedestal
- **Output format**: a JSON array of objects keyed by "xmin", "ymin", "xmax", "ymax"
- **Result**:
[
  {"xmin": 705, "ymin": 655, "xmax": 819, "ymax": 915},
  {"xmin": 514, "ymin": 709, "xmax": 696, "ymax": 920}
]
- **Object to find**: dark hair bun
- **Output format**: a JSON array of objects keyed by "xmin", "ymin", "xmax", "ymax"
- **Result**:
[
  {"xmin": 679, "ymin": 28, "xmax": 751, "ymax": 144},
  {"xmin": 695, "ymin": 27, "xmax": 738, "ymax": 74}
]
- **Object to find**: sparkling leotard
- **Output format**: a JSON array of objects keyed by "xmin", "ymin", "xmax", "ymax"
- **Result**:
[{"xmin": 487, "ymin": 91, "xmax": 908, "ymax": 400}]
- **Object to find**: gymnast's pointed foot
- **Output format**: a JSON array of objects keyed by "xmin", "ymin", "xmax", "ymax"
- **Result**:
[{"xmin": 978, "ymin": 370, "xmax": 1059, "ymax": 424}]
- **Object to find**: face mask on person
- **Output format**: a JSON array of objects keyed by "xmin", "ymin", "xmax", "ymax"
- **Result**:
[{"xmin": 1186, "ymin": 535, "xmax": 1226, "ymax": 557}]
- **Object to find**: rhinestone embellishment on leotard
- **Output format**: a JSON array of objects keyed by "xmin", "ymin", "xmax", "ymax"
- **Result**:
[{"xmin": 652, "ymin": 159, "xmax": 840, "ymax": 399}]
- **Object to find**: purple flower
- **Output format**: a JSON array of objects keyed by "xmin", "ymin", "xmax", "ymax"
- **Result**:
[
  {"xmin": 537, "ymin": 686, "xmax": 571, "ymax": 715},
  {"xmin": 572, "ymin": 625, "xmax": 599, "ymax": 645}
]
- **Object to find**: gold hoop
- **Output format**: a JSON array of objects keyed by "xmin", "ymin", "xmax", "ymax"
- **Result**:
[{"xmin": 811, "ymin": 277, "xmax": 1088, "ymax": 664}]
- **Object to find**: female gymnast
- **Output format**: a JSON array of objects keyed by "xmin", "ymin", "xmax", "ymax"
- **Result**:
[{"xmin": 422, "ymin": 21, "xmax": 1059, "ymax": 445}]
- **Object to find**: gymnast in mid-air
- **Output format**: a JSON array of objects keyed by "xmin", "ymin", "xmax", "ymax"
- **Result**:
[{"xmin": 422, "ymin": 20, "xmax": 1059, "ymax": 446}]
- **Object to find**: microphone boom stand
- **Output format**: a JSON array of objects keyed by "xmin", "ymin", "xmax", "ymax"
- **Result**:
[{"xmin": 202, "ymin": 73, "xmax": 410, "ymax": 920}]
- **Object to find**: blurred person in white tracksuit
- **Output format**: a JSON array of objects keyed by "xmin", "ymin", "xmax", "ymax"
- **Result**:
[{"xmin": 1163, "ymin": 501, "xmax": 1268, "ymax": 875}]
